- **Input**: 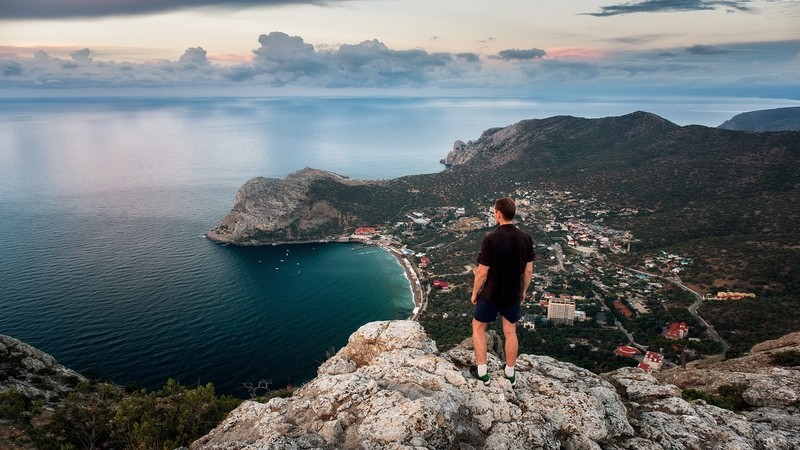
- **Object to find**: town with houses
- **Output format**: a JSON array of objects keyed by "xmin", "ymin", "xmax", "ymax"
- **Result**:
[{"xmin": 347, "ymin": 188, "xmax": 753, "ymax": 373}]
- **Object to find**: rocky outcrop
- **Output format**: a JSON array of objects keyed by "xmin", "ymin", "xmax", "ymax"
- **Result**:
[
  {"xmin": 206, "ymin": 168, "xmax": 373, "ymax": 245},
  {"xmin": 440, "ymin": 139, "xmax": 471, "ymax": 166},
  {"xmin": 0, "ymin": 335, "xmax": 87, "ymax": 401},
  {"xmin": 654, "ymin": 331, "xmax": 800, "ymax": 435},
  {"xmin": 192, "ymin": 321, "xmax": 800, "ymax": 449}
]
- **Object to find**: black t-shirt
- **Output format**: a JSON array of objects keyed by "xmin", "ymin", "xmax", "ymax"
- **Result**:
[{"xmin": 477, "ymin": 224, "xmax": 534, "ymax": 306}]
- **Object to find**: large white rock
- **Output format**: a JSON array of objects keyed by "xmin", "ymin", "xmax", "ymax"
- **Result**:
[{"xmin": 192, "ymin": 321, "xmax": 800, "ymax": 449}]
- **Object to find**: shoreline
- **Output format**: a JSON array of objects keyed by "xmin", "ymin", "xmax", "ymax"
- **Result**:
[
  {"xmin": 206, "ymin": 234, "xmax": 426, "ymax": 319},
  {"xmin": 378, "ymin": 243, "xmax": 425, "ymax": 319}
]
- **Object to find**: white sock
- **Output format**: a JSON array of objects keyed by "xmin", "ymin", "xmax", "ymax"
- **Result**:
[
  {"xmin": 477, "ymin": 364, "xmax": 487, "ymax": 377},
  {"xmin": 505, "ymin": 365, "xmax": 515, "ymax": 377}
]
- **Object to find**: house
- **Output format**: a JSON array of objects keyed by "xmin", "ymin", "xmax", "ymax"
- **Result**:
[
  {"xmin": 433, "ymin": 280, "xmax": 449, "ymax": 290},
  {"xmin": 664, "ymin": 322, "xmax": 689, "ymax": 340},
  {"xmin": 642, "ymin": 351, "xmax": 664, "ymax": 370}
]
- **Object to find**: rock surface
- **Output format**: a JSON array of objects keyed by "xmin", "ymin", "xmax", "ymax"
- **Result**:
[
  {"xmin": 0, "ymin": 334, "xmax": 87, "ymax": 401},
  {"xmin": 192, "ymin": 321, "xmax": 800, "ymax": 449},
  {"xmin": 654, "ymin": 331, "xmax": 800, "ymax": 436},
  {"xmin": 206, "ymin": 168, "xmax": 372, "ymax": 245}
]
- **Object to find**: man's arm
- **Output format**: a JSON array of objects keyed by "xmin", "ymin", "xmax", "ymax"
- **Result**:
[
  {"xmin": 471, "ymin": 264, "xmax": 490, "ymax": 305},
  {"xmin": 520, "ymin": 261, "xmax": 533, "ymax": 302}
]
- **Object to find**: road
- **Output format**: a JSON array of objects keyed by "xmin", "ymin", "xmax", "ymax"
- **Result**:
[{"xmin": 627, "ymin": 268, "xmax": 729, "ymax": 353}]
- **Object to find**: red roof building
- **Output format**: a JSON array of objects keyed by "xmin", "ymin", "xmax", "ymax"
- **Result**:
[
  {"xmin": 643, "ymin": 351, "xmax": 664, "ymax": 370},
  {"xmin": 664, "ymin": 322, "xmax": 689, "ymax": 340},
  {"xmin": 354, "ymin": 227, "xmax": 377, "ymax": 235},
  {"xmin": 433, "ymin": 280, "xmax": 449, "ymax": 289}
]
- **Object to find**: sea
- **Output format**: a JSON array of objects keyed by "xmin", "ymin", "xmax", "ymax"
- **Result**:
[{"xmin": 1, "ymin": 95, "xmax": 798, "ymax": 397}]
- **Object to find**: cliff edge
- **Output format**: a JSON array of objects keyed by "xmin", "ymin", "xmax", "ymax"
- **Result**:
[
  {"xmin": 1, "ymin": 335, "xmax": 87, "ymax": 401},
  {"xmin": 192, "ymin": 321, "xmax": 799, "ymax": 449}
]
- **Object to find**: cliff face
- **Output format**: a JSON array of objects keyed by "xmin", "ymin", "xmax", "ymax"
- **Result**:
[
  {"xmin": 206, "ymin": 168, "xmax": 371, "ymax": 244},
  {"xmin": 0, "ymin": 335, "xmax": 87, "ymax": 401},
  {"xmin": 192, "ymin": 321, "xmax": 800, "ymax": 450}
]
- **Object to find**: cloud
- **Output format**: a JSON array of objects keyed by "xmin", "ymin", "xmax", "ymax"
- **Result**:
[
  {"xmin": 179, "ymin": 47, "xmax": 210, "ymax": 67},
  {"xmin": 686, "ymin": 44, "xmax": 729, "ymax": 55},
  {"xmin": 586, "ymin": 0, "xmax": 751, "ymax": 17},
  {"xmin": 492, "ymin": 48, "xmax": 547, "ymax": 61},
  {"xmin": 70, "ymin": 48, "xmax": 92, "ymax": 63},
  {"xmin": 0, "ymin": 32, "xmax": 797, "ymax": 97},
  {"xmin": 236, "ymin": 32, "xmax": 463, "ymax": 87},
  {"xmin": 0, "ymin": 0, "xmax": 344, "ymax": 19},
  {"xmin": 455, "ymin": 53, "xmax": 480, "ymax": 63}
]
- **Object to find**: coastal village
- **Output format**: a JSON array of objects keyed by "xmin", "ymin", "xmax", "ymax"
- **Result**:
[{"xmin": 345, "ymin": 188, "xmax": 748, "ymax": 373}]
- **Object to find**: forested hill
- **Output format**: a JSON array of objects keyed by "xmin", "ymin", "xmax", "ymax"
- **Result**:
[
  {"xmin": 423, "ymin": 111, "xmax": 800, "ymax": 295},
  {"xmin": 431, "ymin": 111, "xmax": 800, "ymax": 244}
]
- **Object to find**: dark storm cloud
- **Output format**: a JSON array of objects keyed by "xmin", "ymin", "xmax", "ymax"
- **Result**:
[
  {"xmin": 586, "ymin": 0, "xmax": 751, "ymax": 17},
  {"xmin": 0, "ymin": 0, "xmax": 341, "ymax": 19},
  {"xmin": 492, "ymin": 48, "xmax": 547, "ymax": 61}
]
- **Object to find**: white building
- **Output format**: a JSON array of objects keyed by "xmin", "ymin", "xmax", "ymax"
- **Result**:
[{"xmin": 547, "ymin": 298, "xmax": 576, "ymax": 325}]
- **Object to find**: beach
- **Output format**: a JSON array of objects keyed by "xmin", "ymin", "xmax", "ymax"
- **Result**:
[{"xmin": 380, "ymin": 244, "xmax": 426, "ymax": 318}]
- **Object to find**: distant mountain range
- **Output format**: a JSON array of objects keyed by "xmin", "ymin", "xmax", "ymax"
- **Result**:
[{"xmin": 719, "ymin": 106, "xmax": 800, "ymax": 131}]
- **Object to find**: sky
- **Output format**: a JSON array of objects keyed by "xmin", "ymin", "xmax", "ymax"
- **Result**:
[{"xmin": 0, "ymin": 0, "xmax": 798, "ymax": 97}]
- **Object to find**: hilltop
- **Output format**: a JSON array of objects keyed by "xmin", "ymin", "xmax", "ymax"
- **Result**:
[
  {"xmin": 3, "ymin": 324, "xmax": 799, "ymax": 449},
  {"xmin": 194, "ymin": 320, "xmax": 800, "ymax": 449}
]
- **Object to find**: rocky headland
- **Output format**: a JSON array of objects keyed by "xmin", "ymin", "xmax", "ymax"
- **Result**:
[
  {"xmin": 206, "ymin": 167, "xmax": 383, "ymax": 245},
  {"xmin": 192, "ymin": 321, "xmax": 800, "ymax": 449}
]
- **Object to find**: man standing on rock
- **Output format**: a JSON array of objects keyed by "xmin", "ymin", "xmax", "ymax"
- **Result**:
[{"xmin": 470, "ymin": 197, "xmax": 534, "ymax": 386}]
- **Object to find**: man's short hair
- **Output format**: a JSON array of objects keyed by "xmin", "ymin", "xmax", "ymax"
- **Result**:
[{"xmin": 494, "ymin": 197, "xmax": 516, "ymax": 221}]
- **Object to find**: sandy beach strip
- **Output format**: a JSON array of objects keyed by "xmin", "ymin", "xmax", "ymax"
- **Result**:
[{"xmin": 379, "ymin": 244, "xmax": 424, "ymax": 314}]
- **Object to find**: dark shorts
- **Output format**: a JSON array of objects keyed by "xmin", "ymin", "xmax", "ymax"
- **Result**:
[{"xmin": 473, "ymin": 295, "xmax": 522, "ymax": 324}]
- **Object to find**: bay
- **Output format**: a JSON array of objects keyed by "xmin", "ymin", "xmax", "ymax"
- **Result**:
[{"xmin": 1, "ymin": 95, "xmax": 798, "ymax": 396}]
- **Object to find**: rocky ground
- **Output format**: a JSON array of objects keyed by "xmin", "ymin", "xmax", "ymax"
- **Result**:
[
  {"xmin": 0, "ymin": 335, "xmax": 86, "ymax": 401},
  {"xmin": 192, "ymin": 321, "xmax": 800, "ymax": 450}
]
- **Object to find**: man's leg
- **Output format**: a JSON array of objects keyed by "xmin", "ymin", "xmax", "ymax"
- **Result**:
[
  {"xmin": 501, "ymin": 316, "xmax": 518, "ymax": 368},
  {"xmin": 472, "ymin": 319, "xmax": 488, "ymax": 365}
]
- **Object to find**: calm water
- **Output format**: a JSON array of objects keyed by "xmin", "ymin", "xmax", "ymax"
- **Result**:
[{"xmin": 1, "ymin": 95, "xmax": 798, "ymax": 396}]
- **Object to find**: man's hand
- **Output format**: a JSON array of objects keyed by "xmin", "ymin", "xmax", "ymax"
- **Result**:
[{"xmin": 471, "ymin": 264, "xmax": 489, "ymax": 305}]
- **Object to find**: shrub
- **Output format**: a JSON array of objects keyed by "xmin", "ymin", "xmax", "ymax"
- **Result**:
[
  {"xmin": 682, "ymin": 384, "xmax": 749, "ymax": 412},
  {"xmin": 0, "ymin": 389, "xmax": 30, "ymax": 426},
  {"xmin": 770, "ymin": 350, "xmax": 800, "ymax": 367}
]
